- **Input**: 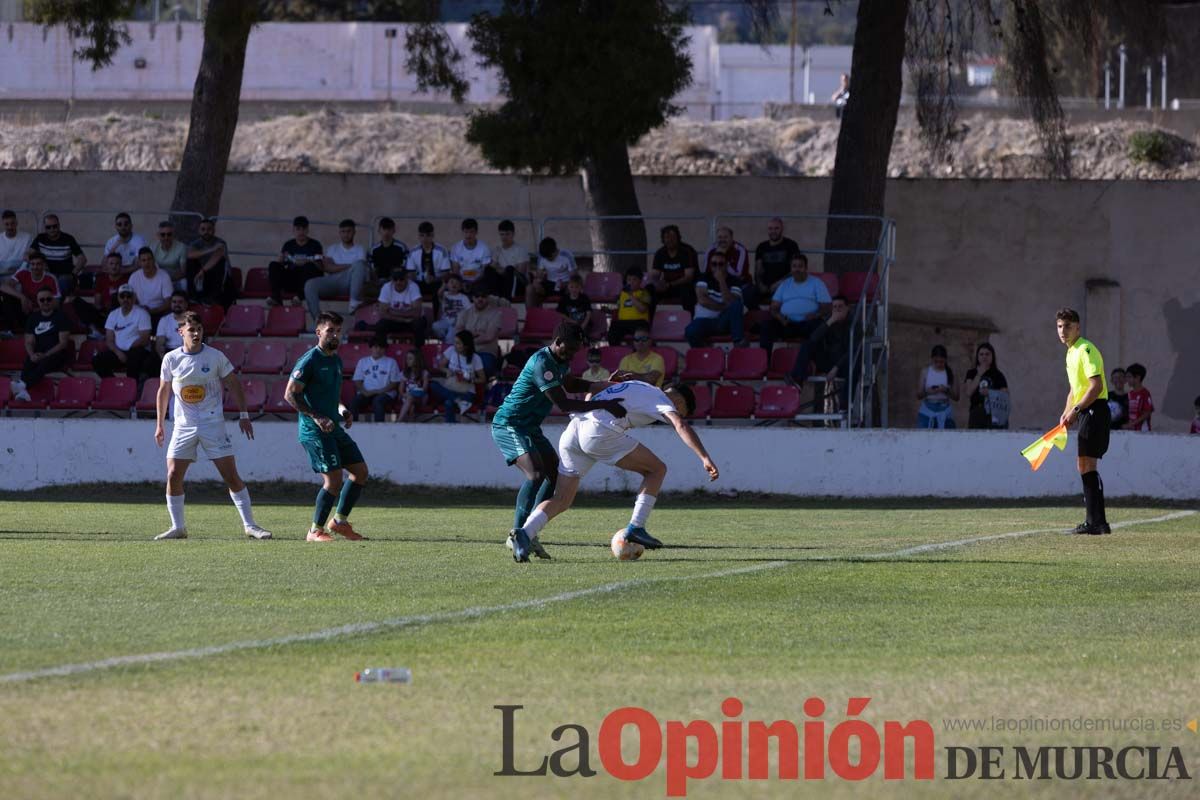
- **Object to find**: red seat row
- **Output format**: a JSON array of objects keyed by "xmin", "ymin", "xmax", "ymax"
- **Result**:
[{"xmin": 0, "ymin": 376, "xmax": 138, "ymax": 411}]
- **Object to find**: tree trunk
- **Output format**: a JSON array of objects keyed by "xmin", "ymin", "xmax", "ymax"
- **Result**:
[
  {"xmin": 580, "ymin": 139, "xmax": 648, "ymax": 274},
  {"xmin": 168, "ymin": 0, "xmax": 257, "ymax": 240},
  {"xmin": 823, "ymin": 0, "xmax": 909, "ymax": 274}
]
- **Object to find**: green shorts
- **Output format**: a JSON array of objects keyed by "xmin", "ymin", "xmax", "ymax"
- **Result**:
[
  {"xmin": 300, "ymin": 427, "xmax": 365, "ymax": 474},
  {"xmin": 491, "ymin": 423, "xmax": 554, "ymax": 466}
]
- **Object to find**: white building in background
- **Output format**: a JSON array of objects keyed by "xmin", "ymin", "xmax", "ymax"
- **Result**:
[{"xmin": 0, "ymin": 22, "xmax": 850, "ymax": 119}]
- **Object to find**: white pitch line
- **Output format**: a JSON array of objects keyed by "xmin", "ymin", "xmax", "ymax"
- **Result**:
[{"xmin": 1, "ymin": 510, "xmax": 1193, "ymax": 685}]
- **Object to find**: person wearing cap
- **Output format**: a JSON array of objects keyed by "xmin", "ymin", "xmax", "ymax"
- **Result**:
[
  {"xmin": 269, "ymin": 215, "xmax": 324, "ymax": 307},
  {"xmin": 455, "ymin": 284, "xmax": 503, "ymax": 370},
  {"xmin": 186, "ymin": 217, "xmax": 231, "ymax": 306},
  {"xmin": 93, "ymin": 283, "xmax": 156, "ymax": 384},
  {"xmin": 305, "ymin": 218, "xmax": 368, "ymax": 323}
]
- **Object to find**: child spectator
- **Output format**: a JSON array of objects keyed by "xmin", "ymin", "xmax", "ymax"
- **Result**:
[
  {"xmin": 526, "ymin": 237, "xmax": 575, "ymax": 307},
  {"xmin": 607, "ymin": 267, "xmax": 651, "ymax": 346},
  {"xmin": 556, "ymin": 274, "xmax": 593, "ymax": 331},
  {"xmin": 1191, "ymin": 395, "xmax": 1200, "ymax": 434},
  {"xmin": 1125, "ymin": 363, "xmax": 1154, "ymax": 431},
  {"xmin": 432, "ymin": 274, "xmax": 469, "ymax": 343},
  {"xmin": 1107, "ymin": 367, "xmax": 1129, "ymax": 430},
  {"xmin": 396, "ymin": 348, "xmax": 429, "ymax": 423},
  {"xmin": 580, "ymin": 347, "xmax": 608, "ymax": 382},
  {"xmin": 916, "ymin": 344, "xmax": 959, "ymax": 429},
  {"xmin": 351, "ymin": 338, "xmax": 401, "ymax": 422}
]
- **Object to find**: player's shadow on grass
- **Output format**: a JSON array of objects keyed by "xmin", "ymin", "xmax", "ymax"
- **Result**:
[{"xmin": 650, "ymin": 555, "xmax": 1057, "ymax": 566}]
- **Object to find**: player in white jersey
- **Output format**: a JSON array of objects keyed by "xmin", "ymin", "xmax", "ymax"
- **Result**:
[
  {"xmin": 153, "ymin": 311, "xmax": 271, "ymax": 540},
  {"xmin": 513, "ymin": 380, "xmax": 719, "ymax": 555}
]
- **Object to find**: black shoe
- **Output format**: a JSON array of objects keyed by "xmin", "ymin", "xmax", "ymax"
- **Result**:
[
  {"xmin": 1072, "ymin": 522, "xmax": 1108, "ymax": 536},
  {"xmin": 1096, "ymin": 522, "xmax": 1112, "ymax": 535},
  {"xmin": 1072, "ymin": 522, "xmax": 1093, "ymax": 535}
]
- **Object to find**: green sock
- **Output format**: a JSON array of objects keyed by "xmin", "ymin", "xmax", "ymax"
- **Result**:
[
  {"xmin": 313, "ymin": 488, "xmax": 336, "ymax": 527},
  {"xmin": 514, "ymin": 479, "xmax": 536, "ymax": 529},
  {"xmin": 336, "ymin": 480, "xmax": 363, "ymax": 520}
]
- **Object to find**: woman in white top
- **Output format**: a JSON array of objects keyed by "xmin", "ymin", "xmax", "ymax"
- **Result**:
[
  {"xmin": 916, "ymin": 344, "xmax": 959, "ymax": 429},
  {"xmin": 430, "ymin": 330, "xmax": 485, "ymax": 423}
]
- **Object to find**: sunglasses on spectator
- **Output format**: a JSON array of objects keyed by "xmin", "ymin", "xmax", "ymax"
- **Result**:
[
  {"xmin": 44, "ymin": 224, "xmax": 59, "ymax": 230},
  {"xmin": 633, "ymin": 336, "xmax": 650, "ymax": 341},
  {"xmin": 37, "ymin": 296, "xmax": 55, "ymax": 303},
  {"xmin": 158, "ymin": 232, "xmax": 172, "ymax": 237}
]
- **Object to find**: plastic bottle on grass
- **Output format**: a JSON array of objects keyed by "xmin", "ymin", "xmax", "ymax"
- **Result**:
[{"xmin": 355, "ymin": 667, "xmax": 412, "ymax": 684}]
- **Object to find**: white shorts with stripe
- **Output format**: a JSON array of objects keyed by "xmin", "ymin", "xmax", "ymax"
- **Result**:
[{"xmin": 557, "ymin": 417, "xmax": 640, "ymax": 478}]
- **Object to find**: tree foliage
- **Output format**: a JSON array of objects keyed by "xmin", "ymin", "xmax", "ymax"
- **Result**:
[{"xmin": 27, "ymin": 1, "xmax": 137, "ymax": 69}]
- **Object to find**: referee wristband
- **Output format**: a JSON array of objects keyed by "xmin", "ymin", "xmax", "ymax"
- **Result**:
[{"xmin": 239, "ymin": 411, "xmax": 250, "ymax": 420}]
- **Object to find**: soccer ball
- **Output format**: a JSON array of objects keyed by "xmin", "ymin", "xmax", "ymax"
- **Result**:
[{"xmin": 610, "ymin": 530, "xmax": 645, "ymax": 561}]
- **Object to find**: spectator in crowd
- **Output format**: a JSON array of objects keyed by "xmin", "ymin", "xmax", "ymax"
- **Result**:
[
  {"xmin": 455, "ymin": 285, "xmax": 503, "ymax": 370},
  {"xmin": 32, "ymin": 213, "xmax": 86, "ymax": 297},
  {"xmin": 155, "ymin": 291, "xmax": 190, "ymax": 358},
  {"xmin": 963, "ymin": 342, "xmax": 1010, "ymax": 429},
  {"xmin": 450, "ymin": 218, "xmax": 493, "ymax": 291},
  {"xmin": 616, "ymin": 326, "xmax": 666, "ymax": 387},
  {"xmin": 556, "ymin": 274, "xmax": 594, "ymax": 332},
  {"xmin": 128, "ymin": 247, "xmax": 174, "ymax": 321},
  {"xmin": 0, "ymin": 210, "xmax": 32, "ymax": 275},
  {"xmin": 788, "ymin": 294, "xmax": 852, "ymax": 409},
  {"xmin": 685, "ymin": 251, "xmax": 746, "ymax": 347},
  {"xmin": 760, "ymin": 253, "xmax": 831, "ymax": 351},
  {"xmin": 151, "ymin": 221, "xmax": 188, "ymax": 290},
  {"xmin": 916, "ymin": 344, "xmax": 959, "ymax": 429},
  {"xmin": 10, "ymin": 288, "xmax": 71, "ymax": 401},
  {"xmin": 832, "ymin": 73, "xmax": 850, "ymax": 118},
  {"xmin": 370, "ymin": 217, "xmax": 408, "ymax": 282},
  {"xmin": 1192, "ymin": 395, "xmax": 1200, "ymax": 435},
  {"xmin": 351, "ymin": 338, "xmax": 402, "ymax": 422},
  {"xmin": 492, "ymin": 219, "xmax": 530, "ymax": 301},
  {"xmin": 104, "ymin": 211, "xmax": 147, "ymax": 269},
  {"xmin": 396, "ymin": 348, "xmax": 429, "ymax": 423},
  {"xmin": 753, "ymin": 218, "xmax": 801, "ymax": 310},
  {"xmin": 580, "ymin": 347, "xmax": 608, "ymax": 383},
  {"xmin": 406, "ymin": 220, "xmax": 452, "ymax": 297},
  {"xmin": 430, "ymin": 330, "xmax": 485, "ymax": 423},
  {"xmin": 186, "ymin": 217, "xmax": 230, "ymax": 307},
  {"xmin": 305, "ymin": 218, "xmax": 368, "ymax": 321},
  {"xmin": 269, "ymin": 215, "xmax": 323, "ymax": 307},
  {"xmin": 368, "ymin": 269, "xmax": 428, "ymax": 344},
  {"xmin": 702, "ymin": 226, "xmax": 752, "ymax": 304},
  {"xmin": 93, "ymin": 284, "xmax": 155, "ymax": 384},
  {"xmin": 1, "ymin": 251, "xmax": 59, "ymax": 333},
  {"xmin": 607, "ymin": 266, "xmax": 651, "ymax": 346},
  {"xmin": 432, "ymin": 274, "xmax": 470, "ymax": 343},
  {"xmin": 1107, "ymin": 367, "xmax": 1129, "ymax": 430},
  {"xmin": 72, "ymin": 252, "xmax": 123, "ymax": 339},
  {"xmin": 526, "ymin": 237, "xmax": 576, "ymax": 308},
  {"xmin": 1125, "ymin": 363, "xmax": 1154, "ymax": 431},
  {"xmin": 648, "ymin": 224, "xmax": 698, "ymax": 313}
]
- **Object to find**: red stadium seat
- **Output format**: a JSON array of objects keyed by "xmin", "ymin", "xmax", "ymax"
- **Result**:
[
  {"xmin": 756, "ymin": 385, "xmax": 801, "ymax": 419},
  {"xmin": 586, "ymin": 309, "xmax": 610, "ymax": 341},
  {"xmin": 840, "ymin": 271, "xmax": 879, "ymax": 303},
  {"xmin": 288, "ymin": 340, "xmax": 313, "ymax": 369},
  {"xmin": 264, "ymin": 381, "xmax": 294, "ymax": 414},
  {"xmin": 136, "ymin": 378, "xmax": 160, "ymax": 413},
  {"xmin": 569, "ymin": 349, "xmax": 589, "ymax": 375},
  {"xmin": 815, "ymin": 272, "xmax": 839, "ymax": 297},
  {"xmin": 9, "ymin": 379, "xmax": 53, "ymax": 410},
  {"xmin": 723, "ymin": 347, "xmax": 767, "ymax": 380},
  {"xmin": 599, "ymin": 345, "xmax": 631, "ymax": 374},
  {"xmin": 583, "ymin": 271, "xmax": 623, "ymax": 303},
  {"xmin": 347, "ymin": 304, "xmax": 383, "ymax": 341},
  {"xmin": 711, "ymin": 384, "xmax": 756, "ymax": 419},
  {"xmin": 92, "ymin": 377, "xmax": 137, "ymax": 411},
  {"xmin": 497, "ymin": 306, "xmax": 519, "ymax": 340},
  {"xmin": 386, "ymin": 342, "xmax": 415, "ymax": 365},
  {"xmin": 226, "ymin": 378, "xmax": 266, "ymax": 413},
  {"xmin": 521, "ymin": 307, "xmax": 560, "ymax": 341},
  {"xmin": 262, "ymin": 305, "xmax": 305, "ymax": 337},
  {"xmin": 654, "ymin": 347, "xmax": 679, "ymax": 380},
  {"xmin": 73, "ymin": 340, "xmax": 107, "ymax": 371},
  {"xmin": 227, "ymin": 267, "xmax": 244, "ymax": 294},
  {"xmin": 680, "ymin": 347, "xmax": 724, "ymax": 381},
  {"xmin": 423, "ymin": 342, "xmax": 447, "ymax": 376},
  {"xmin": 649, "ymin": 310, "xmax": 690, "ymax": 342},
  {"xmin": 243, "ymin": 340, "xmax": 288, "ymax": 374},
  {"xmin": 210, "ymin": 340, "xmax": 245, "ymax": 370},
  {"xmin": 0, "ymin": 376, "xmax": 10, "ymax": 407},
  {"xmin": 197, "ymin": 304, "xmax": 225, "ymax": 337},
  {"xmin": 219, "ymin": 305, "xmax": 265, "ymax": 337},
  {"xmin": 51, "ymin": 376, "xmax": 96, "ymax": 410},
  {"xmin": 0, "ymin": 339, "xmax": 25, "ymax": 371},
  {"xmin": 339, "ymin": 342, "xmax": 370, "ymax": 377},
  {"xmin": 687, "ymin": 383, "xmax": 711, "ymax": 420},
  {"xmin": 339, "ymin": 380, "xmax": 356, "ymax": 408},
  {"xmin": 767, "ymin": 347, "xmax": 800, "ymax": 379},
  {"xmin": 241, "ymin": 267, "xmax": 271, "ymax": 298}
]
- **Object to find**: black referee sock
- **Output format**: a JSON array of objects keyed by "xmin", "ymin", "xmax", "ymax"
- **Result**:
[{"xmin": 1081, "ymin": 471, "xmax": 1105, "ymax": 526}]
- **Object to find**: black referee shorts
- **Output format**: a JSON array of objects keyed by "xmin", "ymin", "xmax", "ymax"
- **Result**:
[{"xmin": 1077, "ymin": 400, "xmax": 1112, "ymax": 459}]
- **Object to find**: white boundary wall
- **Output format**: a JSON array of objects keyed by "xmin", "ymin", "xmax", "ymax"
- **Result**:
[{"xmin": 0, "ymin": 420, "xmax": 1195, "ymax": 499}]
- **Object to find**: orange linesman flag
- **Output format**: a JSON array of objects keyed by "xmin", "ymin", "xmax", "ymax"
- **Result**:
[{"xmin": 1020, "ymin": 424, "xmax": 1069, "ymax": 471}]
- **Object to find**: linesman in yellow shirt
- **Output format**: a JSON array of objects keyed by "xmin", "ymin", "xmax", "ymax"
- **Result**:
[{"xmin": 1056, "ymin": 308, "xmax": 1111, "ymax": 535}]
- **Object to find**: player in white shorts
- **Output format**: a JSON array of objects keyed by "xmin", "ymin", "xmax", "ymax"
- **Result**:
[
  {"xmin": 512, "ymin": 380, "xmax": 719, "ymax": 557},
  {"xmin": 153, "ymin": 311, "xmax": 272, "ymax": 540}
]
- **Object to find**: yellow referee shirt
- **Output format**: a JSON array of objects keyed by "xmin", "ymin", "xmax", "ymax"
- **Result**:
[{"xmin": 1066, "ymin": 337, "xmax": 1108, "ymax": 406}]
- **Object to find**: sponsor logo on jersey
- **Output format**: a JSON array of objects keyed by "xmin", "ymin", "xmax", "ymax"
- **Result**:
[
  {"xmin": 544, "ymin": 370, "xmax": 554, "ymax": 381},
  {"xmin": 180, "ymin": 385, "xmax": 206, "ymax": 403}
]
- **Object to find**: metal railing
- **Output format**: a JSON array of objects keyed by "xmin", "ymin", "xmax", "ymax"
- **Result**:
[
  {"xmin": 372, "ymin": 215, "xmax": 538, "ymax": 252},
  {"xmin": 539, "ymin": 215, "xmax": 710, "ymax": 259},
  {"xmin": 41, "ymin": 208, "xmax": 204, "ymax": 257}
]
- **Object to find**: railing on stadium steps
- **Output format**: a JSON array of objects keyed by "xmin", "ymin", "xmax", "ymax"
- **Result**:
[
  {"xmin": 370, "ymin": 215, "xmax": 538, "ymax": 251},
  {"xmin": 43, "ymin": 208, "xmax": 205, "ymax": 257},
  {"xmin": 538, "ymin": 215, "xmax": 711, "ymax": 261},
  {"xmin": 211, "ymin": 214, "xmax": 349, "ymax": 264},
  {"xmin": 844, "ymin": 217, "xmax": 894, "ymax": 431}
]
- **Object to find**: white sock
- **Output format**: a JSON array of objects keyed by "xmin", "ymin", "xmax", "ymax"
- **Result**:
[
  {"xmin": 630, "ymin": 493, "xmax": 656, "ymax": 528},
  {"xmin": 229, "ymin": 487, "xmax": 256, "ymax": 527},
  {"xmin": 523, "ymin": 509, "xmax": 549, "ymax": 538},
  {"xmin": 167, "ymin": 494, "xmax": 186, "ymax": 531}
]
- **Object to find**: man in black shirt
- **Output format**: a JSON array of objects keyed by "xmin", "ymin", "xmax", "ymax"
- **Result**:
[
  {"xmin": 788, "ymin": 294, "xmax": 852, "ymax": 409},
  {"xmin": 268, "ymin": 215, "xmax": 323, "ymax": 306},
  {"xmin": 647, "ymin": 224, "xmax": 697, "ymax": 313},
  {"xmin": 19, "ymin": 288, "xmax": 72, "ymax": 393},
  {"xmin": 32, "ymin": 213, "xmax": 87, "ymax": 296},
  {"xmin": 753, "ymin": 217, "xmax": 801, "ymax": 310},
  {"xmin": 370, "ymin": 217, "xmax": 408, "ymax": 282},
  {"xmin": 186, "ymin": 218, "xmax": 231, "ymax": 306}
]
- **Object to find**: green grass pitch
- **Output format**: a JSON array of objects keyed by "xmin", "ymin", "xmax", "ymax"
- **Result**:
[{"xmin": 0, "ymin": 484, "xmax": 1196, "ymax": 799}]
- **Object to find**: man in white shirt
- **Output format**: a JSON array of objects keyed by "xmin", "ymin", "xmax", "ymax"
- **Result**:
[
  {"xmin": 0, "ymin": 210, "xmax": 32, "ymax": 275},
  {"xmin": 155, "ymin": 292, "xmax": 190, "ymax": 357},
  {"xmin": 511, "ymin": 380, "xmax": 719, "ymax": 558},
  {"xmin": 151, "ymin": 220, "xmax": 189, "ymax": 290},
  {"xmin": 525, "ymin": 236, "xmax": 577, "ymax": 307},
  {"xmin": 93, "ymin": 284, "xmax": 156, "ymax": 383},
  {"xmin": 351, "ymin": 339, "xmax": 402, "ymax": 422},
  {"xmin": 449, "ymin": 217, "xmax": 493, "ymax": 291},
  {"xmin": 104, "ymin": 211, "xmax": 147, "ymax": 269},
  {"xmin": 304, "ymin": 218, "xmax": 368, "ymax": 323},
  {"xmin": 127, "ymin": 247, "xmax": 174, "ymax": 320},
  {"xmin": 370, "ymin": 269, "xmax": 429, "ymax": 344},
  {"xmin": 492, "ymin": 218, "xmax": 531, "ymax": 301},
  {"xmin": 154, "ymin": 311, "xmax": 271, "ymax": 541}
]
